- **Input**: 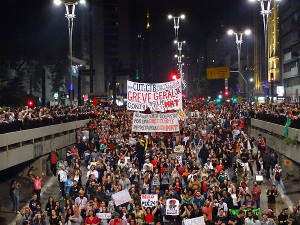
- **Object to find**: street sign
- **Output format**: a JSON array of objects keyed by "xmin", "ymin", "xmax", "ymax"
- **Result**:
[
  {"xmin": 79, "ymin": 69, "xmax": 95, "ymax": 76},
  {"xmin": 238, "ymin": 96, "xmax": 242, "ymax": 102},
  {"xmin": 206, "ymin": 67, "xmax": 230, "ymax": 79}
]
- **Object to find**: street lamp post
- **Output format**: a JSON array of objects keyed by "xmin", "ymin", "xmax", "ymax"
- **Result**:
[
  {"xmin": 168, "ymin": 14, "xmax": 185, "ymax": 41},
  {"xmin": 168, "ymin": 14, "xmax": 187, "ymax": 90},
  {"xmin": 54, "ymin": 0, "xmax": 86, "ymax": 105},
  {"xmin": 250, "ymin": 0, "xmax": 273, "ymax": 94},
  {"xmin": 228, "ymin": 29, "xmax": 251, "ymax": 101}
]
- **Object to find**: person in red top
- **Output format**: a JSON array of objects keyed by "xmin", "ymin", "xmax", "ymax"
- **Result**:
[
  {"xmin": 202, "ymin": 199, "xmax": 214, "ymax": 221},
  {"xmin": 142, "ymin": 205, "xmax": 160, "ymax": 225},
  {"xmin": 151, "ymin": 156, "xmax": 160, "ymax": 171},
  {"xmin": 85, "ymin": 209, "xmax": 100, "ymax": 225},
  {"xmin": 108, "ymin": 214, "xmax": 126, "ymax": 225},
  {"xmin": 49, "ymin": 149, "xmax": 59, "ymax": 176},
  {"xmin": 71, "ymin": 145, "xmax": 79, "ymax": 159},
  {"xmin": 29, "ymin": 171, "xmax": 44, "ymax": 201}
]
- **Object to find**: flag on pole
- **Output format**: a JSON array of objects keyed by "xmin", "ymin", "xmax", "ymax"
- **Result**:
[
  {"xmin": 284, "ymin": 117, "xmax": 291, "ymax": 137},
  {"xmin": 92, "ymin": 97, "xmax": 99, "ymax": 106}
]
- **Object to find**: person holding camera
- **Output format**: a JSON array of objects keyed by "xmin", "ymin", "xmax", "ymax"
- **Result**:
[
  {"xmin": 10, "ymin": 179, "xmax": 21, "ymax": 213},
  {"xmin": 273, "ymin": 164, "xmax": 287, "ymax": 194}
]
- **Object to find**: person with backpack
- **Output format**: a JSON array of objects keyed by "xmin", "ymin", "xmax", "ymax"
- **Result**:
[
  {"xmin": 273, "ymin": 164, "xmax": 287, "ymax": 194},
  {"xmin": 10, "ymin": 179, "xmax": 21, "ymax": 213}
]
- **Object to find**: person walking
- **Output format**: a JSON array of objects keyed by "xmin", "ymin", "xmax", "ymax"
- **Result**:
[
  {"xmin": 273, "ymin": 164, "xmax": 287, "ymax": 194},
  {"xmin": 49, "ymin": 149, "xmax": 59, "ymax": 176},
  {"xmin": 57, "ymin": 166, "xmax": 68, "ymax": 200},
  {"xmin": 10, "ymin": 179, "xmax": 21, "ymax": 213},
  {"xmin": 251, "ymin": 181, "xmax": 261, "ymax": 209}
]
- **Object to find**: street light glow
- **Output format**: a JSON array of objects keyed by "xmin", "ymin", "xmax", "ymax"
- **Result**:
[
  {"xmin": 168, "ymin": 14, "xmax": 173, "ymax": 19},
  {"xmin": 180, "ymin": 14, "xmax": 185, "ymax": 19},
  {"xmin": 54, "ymin": 0, "xmax": 62, "ymax": 5},
  {"xmin": 227, "ymin": 29, "xmax": 234, "ymax": 35},
  {"xmin": 250, "ymin": 78, "xmax": 254, "ymax": 82},
  {"xmin": 245, "ymin": 29, "xmax": 251, "ymax": 35},
  {"xmin": 174, "ymin": 40, "xmax": 178, "ymax": 44},
  {"xmin": 174, "ymin": 55, "xmax": 178, "ymax": 58},
  {"xmin": 79, "ymin": 0, "xmax": 86, "ymax": 4}
]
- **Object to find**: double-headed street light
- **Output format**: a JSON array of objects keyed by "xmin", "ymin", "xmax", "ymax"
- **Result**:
[
  {"xmin": 228, "ymin": 29, "xmax": 251, "ymax": 101},
  {"xmin": 54, "ymin": 0, "xmax": 86, "ymax": 105},
  {"xmin": 168, "ymin": 14, "xmax": 185, "ymax": 40}
]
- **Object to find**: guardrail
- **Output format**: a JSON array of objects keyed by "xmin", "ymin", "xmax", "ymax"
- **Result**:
[{"xmin": 0, "ymin": 119, "xmax": 90, "ymax": 171}]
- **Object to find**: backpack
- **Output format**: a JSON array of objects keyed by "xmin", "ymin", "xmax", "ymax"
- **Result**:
[{"xmin": 275, "ymin": 172, "xmax": 281, "ymax": 181}]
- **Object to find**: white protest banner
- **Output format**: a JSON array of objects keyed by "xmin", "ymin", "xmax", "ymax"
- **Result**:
[
  {"xmin": 184, "ymin": 216, "xmax": 205, "ymax": 225},
  {"xmin": 127, "ymin": 79, "xmax": 182, "ymax": 112},
  {"xmin": 141, "ymin": 194, "xmax": 158, "ymax": 207},
  {"xmin": 112, "ymin": 189, "xmax": 131, "ymax": 206},
  {"xmin": 166, "ymin": 199, "xmax": 179, "ymax": 215},
  {"xmin": 132, "ymin": 112, "xmax": 179, "ymax": 132},
  {"xmin": 96, "ymin": 213, "xmax": 112, "ymax": 220}
]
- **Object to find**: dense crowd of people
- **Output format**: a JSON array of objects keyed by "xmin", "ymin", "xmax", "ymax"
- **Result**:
[
  {"xmin": 1, "ymin": 102, "xmax": 300, "ymax": 134},
  {"xmin": 0, "ymin": 105, "xmax": 95, "ymax": 134},
  {"xmin": 7, "ymin": 102, "xmax": 300, "ymax": 225}
]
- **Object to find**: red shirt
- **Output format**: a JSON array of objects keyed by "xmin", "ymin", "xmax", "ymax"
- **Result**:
[
  {"xmin": 51, "ymin": 152, "xmax": 57, "ymax": 164},
  {"xmin": 71, "ymin": 148, "xmax": 78, "ymax": 158},
  {"xmin": 85, "ymin": 216, "xmax": 100, "ymax": 224},
  {"xmin": 32, "ymin": 178, "xmax": 43, "ymax": 190},
  {"xmin": 202, "ymin": 205, "xmax": 213, "ymax": 221}
]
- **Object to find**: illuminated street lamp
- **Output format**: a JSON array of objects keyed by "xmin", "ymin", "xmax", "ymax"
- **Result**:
[
  {"xmin": 168, "ymin": 14, "xmax": 185, "ymax": 40},
  {"xmin": 228, "ymin": 29, "xmax": 251, "ymax": 98},
  {"xmin": 54, "ymin": 0, "xmax": 85, "ymax": 105},
  {"xmin": 249, "ymin": 0, "xmax": 280, "ymax": 91}
]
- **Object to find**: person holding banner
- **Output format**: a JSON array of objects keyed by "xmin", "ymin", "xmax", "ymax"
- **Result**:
[{"xmin": 142, "ymin": 204, "xmax": 160, "ymax": 225}]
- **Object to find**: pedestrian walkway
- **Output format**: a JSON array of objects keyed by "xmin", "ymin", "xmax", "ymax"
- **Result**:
[{"xmin": 2, "ymin": 164, "xmax": 88, "ymax": 225}]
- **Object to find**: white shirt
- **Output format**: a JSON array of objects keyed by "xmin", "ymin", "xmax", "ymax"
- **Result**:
[
  {"xmin": 86, "ymin": 169, "xmax": 98, "ymax": 179},
  {"xmin": 58, "ymin": 170, "xmax": 67, "ymax": 182},
  {"xmin": 75, "ymin": 196, "xmax": 87, "ymax": 209}
]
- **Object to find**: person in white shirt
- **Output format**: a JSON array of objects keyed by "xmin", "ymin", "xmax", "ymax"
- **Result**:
[
  {"xmin": 75, "ymin": 190, "xmax": 87, "ymax": 210},
  {"xmin": 215, "ymin": 198, "xmax": 228, "ymax": 216},
  {"xmin": 86, "ymin": 165, "xmax": 98, "ymax": 180},
  {"xmin": 58, "ymin": 167, "xmax": 68, "ymax": 200},
  {"xmin": 143, "ymin": 159, "xmax": 153, "ymax": 172}
]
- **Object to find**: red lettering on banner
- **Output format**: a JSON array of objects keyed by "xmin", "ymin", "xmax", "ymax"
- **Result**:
[
  {"xmin": 133, "ymin": 92, "xmax": 137, "ymax": 102},
  {"xmin": 128, "ymin": 91, "xmax": 132, "ymax": 101}
]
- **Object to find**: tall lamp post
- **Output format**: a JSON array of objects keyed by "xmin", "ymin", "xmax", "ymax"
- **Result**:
[
  {"xmin": 54, "ymin": 0, "xmax": 86, "ymax": 105},
  {"xmin": 249, "ymin": 0, "xmax": 272, "ymax": 93},
  {"xmin": 168, "ymin": 14, "xmax": 187, "ymax": 89},
  {"xmin": 228, "ymin": 29, "xmax": 251, "ymax": 100}
]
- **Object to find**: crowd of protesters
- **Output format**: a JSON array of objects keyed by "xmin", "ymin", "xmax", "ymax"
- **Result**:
[
  {"xmin": 0, "ymin": 105, "xmax": 95, "ymax": 134},
  {"xmin": 1, "ymin": 102, "xmax": 300, "ymax": 135},
  {"xmin": 8, "ymin": 101, "xmax": 300, "ymax": 225}
]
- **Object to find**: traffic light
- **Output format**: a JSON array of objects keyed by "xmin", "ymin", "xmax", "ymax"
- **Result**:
[
  {"xmin": 27, "ymin": 100, "xmax": 34, "ymax": 107},
  {"xmin": 171, "ymin": 73, "xmax": 178, "ymax": 80},
  {"xmin": 233, "ymin": 98, "xmax": 238, "ymax": 103},
  {"xmin": 216, "ymin": 98, "xmax": 221, "ymax": 103},
  {"xmin": 270, "ymin": 73, "xmax": 274, "ymax": 82},
  {"xmin": 225, "ymin": 91, "xmax": 229, "ymax": 96}
]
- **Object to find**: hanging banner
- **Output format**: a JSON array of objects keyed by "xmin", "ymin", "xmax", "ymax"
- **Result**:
[
  {"xmin": 166, "ymin": 199, "xmax": 180, "ymax": 215},
  {"xmin": 132, "ymin": 112, "xmax": 180, "ymax": 132},
  {"xmin": 141, "ymin": 194, "xmax": 158, "ymax": 207},
  {"xmin": 127, "ymin": 79, "xmax": 182, "ymax": 112}
]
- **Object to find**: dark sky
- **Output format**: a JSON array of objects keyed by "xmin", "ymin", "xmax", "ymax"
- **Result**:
[{"xmin": 0, "ymin": 0, "xmax": 254, "ymax": 77}]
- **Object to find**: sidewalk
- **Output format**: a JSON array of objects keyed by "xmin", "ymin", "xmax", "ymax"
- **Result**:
[{"xmin": 0, "ymin": 173, "xmax": 53, "ymax": 225}]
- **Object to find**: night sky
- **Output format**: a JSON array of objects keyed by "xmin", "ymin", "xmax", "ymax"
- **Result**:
[{"xmin": 0, "ymin": 0, "xmax": 254, "ymax": 80}]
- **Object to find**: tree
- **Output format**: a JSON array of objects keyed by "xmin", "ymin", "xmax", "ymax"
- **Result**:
[{"xmin": 192, "ymin": 77, "xmax": 210, "ymax": 97}]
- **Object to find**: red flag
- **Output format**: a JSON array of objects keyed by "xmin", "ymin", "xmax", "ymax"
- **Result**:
[{"xmin": 92, "ymin": 97, "xmax": 99, "ymax": 106}]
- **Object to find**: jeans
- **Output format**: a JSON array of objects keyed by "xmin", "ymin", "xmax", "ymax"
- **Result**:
[
  {"xmin": 274, "ymin": 179, "xmax": 287, "ymax": 194},
  {"xmin": 12, "ymin": 196, "xmax": 19, "ymax": 212},
  {"xmin": 254, "ymin": 199, "xmax": 260, "ymax": 209},
  {"xmin": 265, "ymin": 165, "xmax": 271, "ymax": 180},
  {"xmin": 59, "ymin": 182, "xmax": 66, "ymax": 198}
]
